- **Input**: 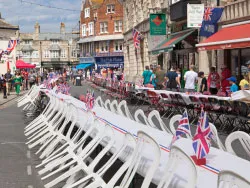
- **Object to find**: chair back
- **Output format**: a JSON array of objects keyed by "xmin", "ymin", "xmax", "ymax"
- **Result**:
[
  {"xmin": 95, "ymin": 96, "xmax": 104, "ymax": 108},
  {"xmin": 117, "ymin": 100, "xmax": 134, "ymax": 120},
  {"xmin": 169, "ymin": 114, "xmax": 184, "ymax": 136},
  {"xmin": 225, "ymin": 131, "xmax": 250, "ymax": 158},
  {"xmin": 217, "ymin": 170, "xmax": 250, "ymax": 188},
  {"xmin": 147, "ymin": 90, "xmax": 160, "ymax": 104},
  {"xmin": 157, "ymin": 145, "xmax": 197, "ymax": 188},
  {"xmin": 110, "ymin": 100, "xmax": 118, "ymax": 114},
  {"xmin": 134, "ymin": 109, "xmax": 150, "ymax": 126},
  {"xmin": 104, "ymin": 99, "xmax": 111, "ymax": 111},
  {"xmin": 209, "ymin": 123, "xmax": 226, "ymax": 151},
  {"xmin": 147, "ymin": 110, "xmax": 172, "ymax": 133}
]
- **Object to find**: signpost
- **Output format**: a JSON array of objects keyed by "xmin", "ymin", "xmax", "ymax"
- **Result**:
[
  {"xmin": 187, "ymin": 4, "xmax": 204, "ymax": 28},
  {"xmin": 150, "ymin": 13, "xmax": 166, "ymax": 35}
]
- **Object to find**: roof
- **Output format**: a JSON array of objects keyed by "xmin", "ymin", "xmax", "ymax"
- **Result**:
[
  {"xmin": 38, "ymin": 33, "xmax": 79, "ymax": 41},
  {"xmin": 0, "ymin": 18, "xmax": 19, "ymax": 30}
]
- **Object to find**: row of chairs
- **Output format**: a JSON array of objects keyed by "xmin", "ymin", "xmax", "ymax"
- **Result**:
[{"xmin": 20, "ymin": 87, "xmax": 250, "ymax": 188}]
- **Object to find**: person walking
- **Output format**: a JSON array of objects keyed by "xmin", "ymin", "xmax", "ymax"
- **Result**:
[
  {"xmin": 198, "ymin": 72, "xmax": 207, "ymax": 93},
  {"xmin": 150, "ymin": 68, "xmax": 157, "ymax": 88},
  {"xmin": 165, "ymin": 67, "xmax": 179, "ymax": 90},
  {"xmin": 207, "ymin": 66, "xmax": 220, "ymax": 95},
  {"xmin": 155, "ymin": 65, "xmax": 166, "ymax": 90},
  {"xmin": 2, "ymin": 75, "xmax": 7, "ymax": 98},
  {"xmin": 184, "ymin": 65, "xmax": 198, "ymax": 92},
  {"xmin": 221, "ymin": 64, "xmax": 231, "ymax": 93},
  {"xmin": 13, "ymin": 72, "xmax": 23, "ymax": 96},
  {"xmin": 5, "ymin": 69, "xmax": 12, "ymax": 95},
  {"xmin": 29, "ymin": 71, "xmax": 36, "ymax": 89},
  {"xmin": 142, "ymin": 66, "xmax": 152, "ymax": 85}
]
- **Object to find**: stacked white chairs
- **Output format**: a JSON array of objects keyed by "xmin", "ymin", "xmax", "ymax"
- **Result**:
[
  {"xmin": 225, "ymin": 131, "xmax": 250, "ymax": 157},
  {"xmin": 117, "ymin": 100, "xmax": 134, "ymax": 120},
  {"xmin": 95, "ymin": 96, "xmax": 105, "ymax": 108},
  {"xmin": 169, "ymin": 114, "xmax": 182, "ymax": 135},
  {"xmin": 104, "ymin": 99, "xmax": 111, "ymax": 111},
  {"xmin": 148, "ymin": 110, "xmax": 173, "ymax": 134},
  {"xmin": 209, "ymin": 123, "xmax": 226, "ymax": 151},
  {"xmin": 17, "ymin": 85, "xmax": 40, "ymax": 109},
  {"xmin": 134, "ymin": 109, "xmax": 151, "ymax": 126},
  {"xmin": 157, "ymin": 144, "xmax": 197, "ymax": 188},
  {"xmin": 217, "ymin": 170, "xmax": 250, "ymax": 188},
  {"xmin": 110, "ymin": 100, "xmax": 118, "ymax": 114}
]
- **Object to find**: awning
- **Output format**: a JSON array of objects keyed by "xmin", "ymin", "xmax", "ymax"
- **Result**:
[
  {"xmin": 196, "ymin": 23, "xmax": 250, "ymax": 51},
  {"xmin": 151, "ymin": 29, "xmax": 195, "ymax": 55},
  {"xmin": 76, "ymin": 63, "xmax": 94, "ymax": 70},
  {"xmin": 16, "ymin": 60, "xmax": 36, "ymax": 69}
]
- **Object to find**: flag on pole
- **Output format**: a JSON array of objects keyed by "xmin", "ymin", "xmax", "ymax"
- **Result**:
[
  {"xmin": 133, "ymin": 28, "xmax": 141, "ymax": 49},
  {"xmin": 171, "ymin": 110, "xmax": 191, "ymax": 145},
  {"xmin": 192, "ymin": 111, "xmax": 213, "ymax": 159},
  {"xmin": 6, "ymin": 40, "xmax": 18, "ymax": 54},
  {"xmin": 86, "ymin": 90, "xmax": 95, "ymax": 110}
]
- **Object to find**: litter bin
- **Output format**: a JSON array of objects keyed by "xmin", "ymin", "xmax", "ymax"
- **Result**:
[{"xmin": 75, "ymin": 75, "xmax": 82, "ymax": 86}]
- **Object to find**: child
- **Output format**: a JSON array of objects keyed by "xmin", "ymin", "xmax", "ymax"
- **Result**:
[
  {"xmin": 198, "ymin": 71, "xmax": 207, "ymax": 93},
  {"xmin": 239, "ymin": 74, "xmax": 249, "ymax": 90},
  {"xmin": 227, "ymin": 76, "xmax": 238, "ymax": 93}
]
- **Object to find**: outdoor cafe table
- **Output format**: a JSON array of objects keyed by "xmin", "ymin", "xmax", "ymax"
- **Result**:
[{"xmin": 43, "ymin": 90, "xmax": 250, "ymax": 187}]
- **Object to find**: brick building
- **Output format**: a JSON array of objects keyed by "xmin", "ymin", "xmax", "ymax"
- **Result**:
[{"xmin": 78, "ymin": 0, "xmax": 124, "ymax": 71}]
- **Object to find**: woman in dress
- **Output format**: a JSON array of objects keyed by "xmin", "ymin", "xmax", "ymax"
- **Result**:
[{"xmin": 13, "ymin": 72, "xmax": 23, "ymax": 96}]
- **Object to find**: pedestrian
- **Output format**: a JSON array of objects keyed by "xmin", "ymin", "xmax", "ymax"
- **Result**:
[
  {"xmin": 5, "ymin": 69, "xmax": 12, "ymax": 95},
  {"xmin": 142, "ymin": 66, "xmax": 152, "ymax": 85},
  {"xmin": 155, "ymin": 65, "xmax": 166, "ymax": 90},
  {"xmin": 13, "ymin": 72, "xmax": 23, "ymax": 96},
  {"xmin": 184, "ymin": 64, "xmax": 198, "ymax": 92},
  {"xmin": 227, "ymin": 76, "xmax": 238, "ymax": 93},
  {"xmin": 198, "ymin": 71, "xmax": 207, "ymax": 93},
  {"xmin": 176, "ymin": 68, "xmax": 181, "ymax": 89},
  {"xmin": 21, "ymin": 69, "xmax": 29, "ymax": 90},
  {"xmin": 207, "ymin": 66, "xmax": 220, "ymax": 95},
  {"xmin": 221, "ymin": 64, "xmax": 231, "ymax": 93},
  {"xmin": 165, "ymin": 67, "xmax": 179, "ymax": 90},
  {"xmin": 239, "ymin": 74, "xmax": 249, "ymax": 90},
  {"xmin": 150, "ymin": 68, "xmax": 157, "ymax": 88},
  {"xmin": 2, "ymin": 75, "xmax": 7, "ymax": 98},
  {"xmin": 29, "ymin": 71, "xmax": 36, "ymax": 88}
]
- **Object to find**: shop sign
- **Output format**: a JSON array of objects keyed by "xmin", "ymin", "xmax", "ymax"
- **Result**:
[
  {"xmin": 79, "ymin": 57, "xmax": 95, "ymax": 64},
  {"xmin": 95, "ymin": 56, "xmax": 124, "ymax": 69},
  {"xmin": 187, "ymin": 4, "xmax": 204, "ymax": 28},
  {"xmin": 150, "ymin": 13, "xmax": 167, "ymax": 35}
]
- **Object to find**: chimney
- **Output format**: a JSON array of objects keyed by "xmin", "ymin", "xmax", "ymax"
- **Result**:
[
  {"xmin": 34, "ymin": 22, "xmax": 40, "ymax": 40},
  {"xmin": 60, "ymin": 22, "xmax": 65, "ymax": 34}
]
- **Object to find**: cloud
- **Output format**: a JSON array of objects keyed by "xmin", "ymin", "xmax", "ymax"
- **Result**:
[{"xmin": 0, "ymin": 0, "xmax": 81, "ymax": 33}]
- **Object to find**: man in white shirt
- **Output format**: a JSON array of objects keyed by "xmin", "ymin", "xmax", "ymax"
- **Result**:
[{"xmin": 184, "ymin": 64, "xmax": 198, "ymax": 92}]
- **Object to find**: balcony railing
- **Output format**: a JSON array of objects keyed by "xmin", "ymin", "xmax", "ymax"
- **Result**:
[{"xmin": 220, "ymin": 0, "xmax": 250, "ymax": 23}]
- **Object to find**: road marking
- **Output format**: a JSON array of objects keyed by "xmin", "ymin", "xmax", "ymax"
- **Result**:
[
  {"xmin": 1, "ymin": 142, "xmax": 26, "ymax": 145},
  {"xmin": 27, "ymin": 150, "xmax": 31, "ymax": 159},
  {"xmin": 27, "ymin": 165, "xmax": 32, "ymax": 175},
  {"xmin": 27, "ymin": 185, "xmax": 33, "ymax": 188}
]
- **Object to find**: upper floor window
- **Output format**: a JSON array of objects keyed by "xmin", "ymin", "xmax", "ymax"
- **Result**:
[
  {"xmin": 44, "ymin": 50, "xmax": 50, "ymax": 58},
  {"xmin": 88, "ymin": 22, "xmax": 94, "ymax": 36},
  {"xmin": 32, "ymin": 51, "xmax": 39, "ymax": 58},
  {"xmin": 100, "ymin": 22, "xmax": 108, "ymax": 34},
  {"xmin": 114, "ymin": 41, "xmax": 123, "ymax": 52},
  {"xmin": 23, "ymin": 51, "xmax": 30, "ymax": 58},
  {"xmin": 82, "ymin": 24, "xmax": 87, "ymax": 36},
  {"xmin": 114, "ymin": 20, "xmax": 123, "ymax": 32},
  {"xmin": 52, "ymin": 40, "xmax": 59, "ymax": 44},
  {"xmin": 107, "ymin": 4, "xmax": 115, "ymax": 13},
  {"xmin": 51, "ymin": 50, "xmax": 59, "ymax": 58},
  {"xmin": 61, "ymin": 49, "xmax": 66, "ymax": 58},
  {"xmin": 99, "ymin": 41, "xmax": 109, "ymax": 52},
  {"xmin": 85, "ymin": 8, "xmax": 90, "ymax": 18},
  {"xmin": 24, "ymin": 40, "xmax": 32, "ymax": 45}
]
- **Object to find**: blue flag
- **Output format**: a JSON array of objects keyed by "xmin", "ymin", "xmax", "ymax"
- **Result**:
[{"xmin": 200, "ymin": 7, "xmax": 224, "ymax": 38}]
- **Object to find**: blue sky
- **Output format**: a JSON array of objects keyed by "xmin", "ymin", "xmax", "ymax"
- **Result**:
[{"xmin": 0, "ymin": 0, "xmax": 81, "ymax": 33}]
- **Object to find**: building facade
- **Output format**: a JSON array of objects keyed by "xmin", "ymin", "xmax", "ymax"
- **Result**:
[
  {"xmin": 78, "ymin": 0, "xmax": 124, "ymax": 71},
  {"xmin": 0, "ymin": 13, "xmax": 19, "ymax": 75},
  {"xmin": 16, "ymin": 22, "xmax": 79, "ymax": 72},
  {"xmin": 123, "ymin": 0, "xmax": 169, "ymax": 81}
]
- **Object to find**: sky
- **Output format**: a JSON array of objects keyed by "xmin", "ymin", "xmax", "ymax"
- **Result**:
[{"xmin": 0, "ymin": 0, "xmax": 82, "ymax": 33}]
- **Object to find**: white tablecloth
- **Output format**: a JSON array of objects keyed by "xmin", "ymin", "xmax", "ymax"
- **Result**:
[
  {"xmin": 231, "ymin": 90, "xmax": 250, "ymax": 101},
  {"xmin": 44, "ymin": 90, "xmax": 250, "ymax": 187}
]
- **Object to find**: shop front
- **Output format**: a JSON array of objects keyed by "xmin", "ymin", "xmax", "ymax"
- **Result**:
[
  {"xmin": 197, "ymin": 22, "xmax": 250, "ymax": 80},
  {"xmin": 95, "ymin": 56, "xmax": 124, "ymax": 71}
]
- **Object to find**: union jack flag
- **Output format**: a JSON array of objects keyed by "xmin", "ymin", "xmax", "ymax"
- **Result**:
[
  {"xmin": 171, "ymin": 110, "xmax": 191, "ymax": 145},
  {"xmin": 203, "ymin": 8, "xmax": 214, "ymax": 21},
  {"xmin": 192, "ymin": 110, "xmax": 213, "ymax": 159},
  {"xmin": 133, "ymin": 28, "xmax": 141, "ymax": 49},
  {"xmin": 6, "ymin": 40, "xmax": 18, "ymax": 53},
  {"xmin": 86, "ymin": 91, "xmax": 95, "ymax": 110}
]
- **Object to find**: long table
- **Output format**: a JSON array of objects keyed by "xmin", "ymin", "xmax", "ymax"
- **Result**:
[{"xmin": 43, "ymin": 90, "xmax": 250, "ymax": 187}]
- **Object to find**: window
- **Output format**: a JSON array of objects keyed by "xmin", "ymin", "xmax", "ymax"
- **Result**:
[
  {"xmin": 115, "ymin": 41, "xmax": 123, "ymax": 52},
  {"xmin": 107, "ymin": 5, "xmax": 115, "ymax": 13},
  {"xmin": 114, "ymin": 20, "xmax": 123, "ymax": 32},
  {"xmin": 85, "ymin": 8, "xmax": 90, "ymax": 18},
  {"xmin": 51, "ymin": 40, "xmax": 59, "ymax": 44},
  {"xmin": 22, "ymin": 51, "xmax": 30, "ymax": 58},
  {"xmin": 24, "ymin": 40, "xmax": 32, "ymax": 45},
  {"xmin": 44, "ymin": 50, "xmax": 50, "ymax": 58},
  {"xmin": 99, "ymin": 42, "xmax": 109, "ymax": 52},
  {"xmin": 61, "ymin": 49, "xmax": 66, "ymax": 58},
  {"xmin": 82, "ymin": 24, "xmax": 86, "ymax": 36},
  {"xmin": 32, "ymin": 51, "xmax": 39, "ymax": 58},
  {"xmin": 51, "ymin": 50, "xmax": 59, "ymax": 58},
  {"xmin": 71, "ymin": 49, "xmax": 77, "ymax": 57},
  {"xmin": 88, "ymin": 22, "xmax": 94, "ymax": 36},
  {"xmin": 100, "ymin": 22, "xmax": 108, "ymax": 33}
]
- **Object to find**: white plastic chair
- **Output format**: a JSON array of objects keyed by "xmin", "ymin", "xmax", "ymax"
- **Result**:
[
  {"xmin": 117, "ymin": 100, "xmax": 134, "ymax": 120},
  {"xmin": 104, "ymin": 99, "xmax": 111, "ymax": 111},
  {"xmin": 217, "ymin": 170, "xmax": 250, "ymax": 188},
  {"xmin": 148, "ymin": 110, "xmax": 173, "ymax": 134},
  {"xmin": 65, "ymin": 133, "xmax": 137, "ymax": 188},
  {"xmin": 95, "ymin": 96, "xmax": 105, "ymax": 107},
  {"xmin": 209, "ymin": 123, "xmax": 226, "ymax": 151},
  {"xmin": 169, "ymin": 114, "xmax": 182, "ymax": 135},
  {"xmin": 157, "ymin": 145, "xmax": 197, "ymax": 188},
  {"xmin": 110, "ymin": 100, "xmax": 118, "ymax": 114},
  {"xmin": 134, "ymin": 109, "xmax": 150, "ymax": 126},
  {"xmin": 225, "ymin": 131, "xmax": 250, "ymax": 157}
]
